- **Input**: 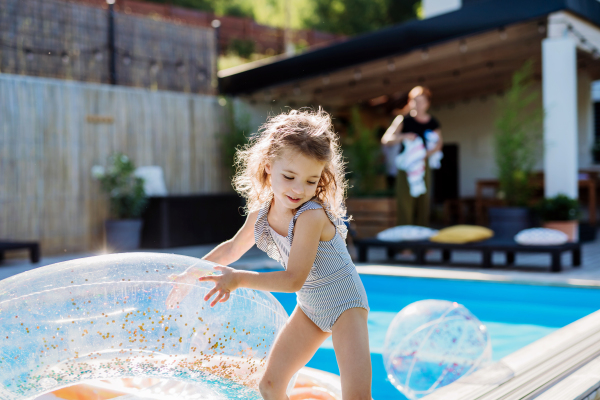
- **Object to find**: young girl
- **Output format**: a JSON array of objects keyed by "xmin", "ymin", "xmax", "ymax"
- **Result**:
[{"xmin": 167, "ymin": 108, "xmax": 371, "ymax": 400}]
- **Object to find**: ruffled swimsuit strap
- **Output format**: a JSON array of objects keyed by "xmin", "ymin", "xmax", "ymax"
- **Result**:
[
  {"xmin": 290, "ymin": 200, "xmax": 348, "ymax": 242},
  {"xmin": 254, "ymin": 199, "xmax": 284, "ymax": 265}
]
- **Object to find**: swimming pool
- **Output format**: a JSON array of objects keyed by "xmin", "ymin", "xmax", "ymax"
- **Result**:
[{"xmin": 269, "ymin": 274, "xmax": 600, "ymax": 400}]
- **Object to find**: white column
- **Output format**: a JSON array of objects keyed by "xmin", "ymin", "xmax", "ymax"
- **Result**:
[
  {"xmin": 422, "ymin": 0, "xmax": 461, "ymax": 18},
  {"xmin": 543, "ymin": 37, "xmax": 578, "ymax": 199}
]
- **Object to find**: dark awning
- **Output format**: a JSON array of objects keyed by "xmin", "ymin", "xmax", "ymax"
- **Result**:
[{"xmin": 219, "ymin": 0, "xmax": 600, "ymax": 96}]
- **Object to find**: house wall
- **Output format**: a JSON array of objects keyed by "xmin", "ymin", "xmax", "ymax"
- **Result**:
[{"xmin": 430, "ymin": 73, "xmax": 597, "ymax": 198}]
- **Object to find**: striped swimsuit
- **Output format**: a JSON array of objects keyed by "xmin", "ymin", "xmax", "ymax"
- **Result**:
[{"xmin": 255, "ymin": 199, "xmax": 369, "ymax": 332}]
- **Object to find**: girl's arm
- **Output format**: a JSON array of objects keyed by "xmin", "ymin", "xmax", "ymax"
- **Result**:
[
  {"xmin": 165, "ymin": 210, "xmax": 258, "ymax": 308},
  {"xmin": 381, "ymin": 115, "xmax": 415, "ymax": 145},
  {"xmin": 200, "ymin": 209, "xmax": 326, "ymax": 306}
]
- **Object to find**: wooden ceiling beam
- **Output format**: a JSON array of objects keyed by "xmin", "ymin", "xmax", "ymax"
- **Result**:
[{"xmin": 261, "ymin": 20, "xmax": 545, "ymax": 98}]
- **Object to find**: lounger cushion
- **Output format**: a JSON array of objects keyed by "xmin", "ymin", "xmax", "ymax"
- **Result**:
[
  {"xmin": 430, "ymin": 225, "xmax": 494, "ymax": 244},
  {"xmin": 514, "ymin": 228, "xmax": 568, "ymax": 246},
  {"xmin": 377, "ymin": 225, "xmax": 439, "ymax": 241}
]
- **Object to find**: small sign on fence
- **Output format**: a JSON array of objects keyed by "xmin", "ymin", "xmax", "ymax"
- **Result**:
[{"xmin": 86, "ymin": 115, "xmax": 115, "ymax": 124}]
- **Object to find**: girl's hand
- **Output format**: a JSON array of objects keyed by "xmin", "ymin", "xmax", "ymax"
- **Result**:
[
  {"xmin": 165, "ymin": 268, "xmax": 206, "ymax": 309},
  {"xmin": 199, "ymin": 265, "xmax": 240, "ymax": 307}
]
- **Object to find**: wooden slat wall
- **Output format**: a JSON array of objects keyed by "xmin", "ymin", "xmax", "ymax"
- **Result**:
[
  {"xmin": 0, "ymin": 74, "xmax": 229, "ymax": 255},
  {"xmin": 0, "ymin": 0, "xmax": 216, "ymax": 94}
]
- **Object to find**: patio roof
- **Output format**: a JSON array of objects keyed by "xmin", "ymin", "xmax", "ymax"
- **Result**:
[{"xmin": 218, "ymin": 0, "xmax": 600, "ymax": 107}]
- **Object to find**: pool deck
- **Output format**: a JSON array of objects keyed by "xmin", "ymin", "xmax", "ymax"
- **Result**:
[{"xmin": 2, "ymin": 230, "xmax": 599, "ymax": 287}]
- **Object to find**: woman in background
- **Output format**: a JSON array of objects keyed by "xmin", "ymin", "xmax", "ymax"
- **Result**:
[{"xmin": 381, "ymin": 86, "xmax": 443, "ymax": 227}]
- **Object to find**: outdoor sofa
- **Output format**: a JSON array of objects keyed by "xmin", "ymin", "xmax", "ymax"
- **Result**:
[
  {"xmin": 0, "ymin": 241, "xmax": 40, "ymax": 264},
  {"xmin": 353, "ymin": 237, "xmax": 581, "ymax": 273}
]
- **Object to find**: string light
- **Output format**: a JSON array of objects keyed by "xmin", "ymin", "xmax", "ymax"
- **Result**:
[
  {"xmin": 61, "ymin": 51, "xmax": 70, "ymax": 64},
  {"xmin": 421, "ymin": 48, "xmax": 429, "ymax": 60},
  {"xmin": 498, "ymin": 27, "xmax": 507, "ymax": 40},
  {"xmin": 176, "ymin": 60, "xmax": 185, "ymax": 74},
  {"xmin": 538, "ymin": 20, "xmax": 546, "ymax": 34},
  {"xmin": 459, "ymin": 40, "xmax": 468, "ymax": 53},
  {"xmin": 387, "ymin": 59, "xmax": 395, "ymax": 71},
  {"xmin": 353, "ymin": 69, "xmax": 362, "ymax": 81}
]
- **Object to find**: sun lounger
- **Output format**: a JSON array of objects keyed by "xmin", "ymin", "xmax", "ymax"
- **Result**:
[
  {"xmin": 354, "ymin": 237, "xmax": 581, "ymax": 272},
  {"xmin": 0, "ymin": 241, "xmax": 40, "ymax": 264}
]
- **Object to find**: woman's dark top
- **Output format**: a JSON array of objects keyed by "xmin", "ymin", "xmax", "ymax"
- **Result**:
[{"xmin": 401, "ymin": 115, "xmax": 440, "ymax": 147}]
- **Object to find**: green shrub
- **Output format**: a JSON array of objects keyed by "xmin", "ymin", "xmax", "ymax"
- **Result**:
[
  {"xmin": 344, "ymin": 107, "xmax": 384, "ymax": 196},
  {"xmin": 220, "ymin": 98, "xmax": 251, "ymax": 179},
  {"xmin": 535, "ymin": 194, "xmax": 580, "ymax": 221}
]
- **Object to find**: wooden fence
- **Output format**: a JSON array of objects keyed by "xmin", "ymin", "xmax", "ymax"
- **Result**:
[
  {"xmin": 0, "ymin": 74, "xmax": 230, "ymax": 255},
  {"xmin": 0, "ymin": 0, "xmax": 216, "ymax": 94}
]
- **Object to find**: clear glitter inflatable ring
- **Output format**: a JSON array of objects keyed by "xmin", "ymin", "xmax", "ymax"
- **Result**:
[{"xmin": 0, "ymin": 253, "xmax": 292, "ymax": 400}]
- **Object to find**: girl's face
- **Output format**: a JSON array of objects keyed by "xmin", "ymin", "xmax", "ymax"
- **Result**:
[{"xmin": 265, "ymin": 149, "xmax": 325, "ymax": 210}]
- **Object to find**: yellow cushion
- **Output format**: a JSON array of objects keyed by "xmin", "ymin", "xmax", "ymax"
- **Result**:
[{"xmin": 429, "ymin": 225, "xmax": 494, "ymax": 244}]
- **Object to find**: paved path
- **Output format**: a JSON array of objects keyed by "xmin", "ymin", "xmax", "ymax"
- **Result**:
[{"xmin": 1, "ymin": 230, "xmax": 599, "ymax": 287}]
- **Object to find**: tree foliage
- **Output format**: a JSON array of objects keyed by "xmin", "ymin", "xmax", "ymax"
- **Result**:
[
  {"xmin": 303, "ymin": 0, "xmax": 420, "ymax": 35},
  {"xmin": 140, "ymin": 0, "xmax": 419, "ymax": 35}
]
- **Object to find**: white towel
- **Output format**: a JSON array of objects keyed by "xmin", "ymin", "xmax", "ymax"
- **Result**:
[
  {"xmin": 425, "ymin": 130, "xmax": 443, "ymax": 169},
  {"xmin": 395, "ymin": 137, "xmax": 427, "ymax": 197}
]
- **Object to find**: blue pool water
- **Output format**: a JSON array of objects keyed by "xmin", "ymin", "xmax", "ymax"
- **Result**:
[{"xmin": 269, "ymin": 274, "xmax": 600, "ymax": 400}]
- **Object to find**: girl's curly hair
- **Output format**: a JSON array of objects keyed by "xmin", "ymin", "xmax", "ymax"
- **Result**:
[{"xmin": 232, "ymin": 108, "xmax": 348, "ymax": 220}]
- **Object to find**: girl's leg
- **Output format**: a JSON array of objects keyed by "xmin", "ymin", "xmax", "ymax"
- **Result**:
[
  {"xmin": 260, "ymin": 306, "xmax": 330, "ymax": 400},
  {"xmin": 331, "ymin": 307, "xmax": 372, "ymax": 400}
]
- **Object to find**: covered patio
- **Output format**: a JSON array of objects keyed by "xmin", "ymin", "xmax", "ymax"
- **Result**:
[{"xmin": 220, "ymin": 0, "xmax": 600, "ymax": 228}]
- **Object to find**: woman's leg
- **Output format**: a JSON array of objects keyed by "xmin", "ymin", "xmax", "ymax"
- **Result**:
[
  {"xmin": 416, "ymin": 163, "xmax": 432, "ymax": 227},
  {"xmin": 259, "ymin": 306, "xmax": 330, "ymax": 400},
  {"xmin": 331, "ymin": 307, "xmax": 372, "ymax": 400},
  {"xmin": 396, "ymin": 170, "xmax": 414, "ymax": 226}
]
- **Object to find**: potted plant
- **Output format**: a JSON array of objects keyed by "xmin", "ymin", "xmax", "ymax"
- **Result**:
[
  {"xmin": 343, "ymin": 107, "xmax": 393, "ymax": 238},
  {"xmin": 535, "ymin": 194, "xmax": 580, "ymax": 242},
  {"xmin": 92, "ymin": 153, "xmax": 147, "ymax": 251},
  {"xmin": 489, "ymin": 60, "xmax": 543, "ymax": 237}
]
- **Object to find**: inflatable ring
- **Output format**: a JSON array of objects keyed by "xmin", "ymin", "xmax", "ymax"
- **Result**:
[{"xmin": 0, "ymin": 253, "xmax": 291, "ymax": 399}]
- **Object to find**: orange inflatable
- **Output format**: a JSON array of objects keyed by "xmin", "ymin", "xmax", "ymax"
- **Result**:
[
  {"xmin": 290, "ymin": 386, "xmax": 338, "ymax": 400},
  {"xmin": 46, "ymin": 369, "xmax": 343, "ymax": 400}
]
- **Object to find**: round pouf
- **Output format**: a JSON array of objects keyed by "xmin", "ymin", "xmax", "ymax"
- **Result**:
[
  {"xmin": 383, "ymin": 300, "xmax": 492, "ymax": 399},
  {"xmin": 0, "ymin": 253, "xmax": 291, "ymax": 400}
]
